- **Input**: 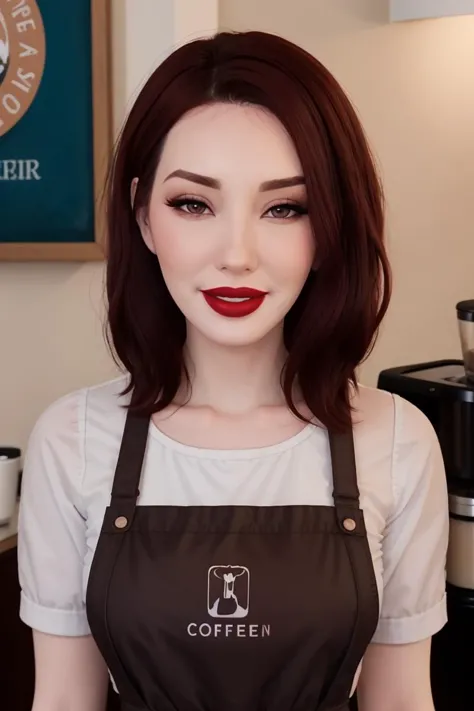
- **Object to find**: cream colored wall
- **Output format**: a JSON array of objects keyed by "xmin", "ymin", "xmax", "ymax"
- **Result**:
[
  {"xmin": 219, "ymin": 0, "xmax": 474, "ymax": 385},
  {"xmin": 1, "ymin": 1, "xmax": 473, "ymax": 452}
]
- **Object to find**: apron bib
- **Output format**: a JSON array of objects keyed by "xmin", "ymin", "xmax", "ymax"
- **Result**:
[{"xmin": 86, "ymin": 412, "xmax": 379, "ymax": 711}]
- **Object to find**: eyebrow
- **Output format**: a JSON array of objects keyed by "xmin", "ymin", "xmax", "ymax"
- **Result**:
[{"xmin": 163, "ymin": 169, "xmax": 305, "ymax": 192}]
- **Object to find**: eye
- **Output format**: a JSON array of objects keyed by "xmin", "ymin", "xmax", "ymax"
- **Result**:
[
  {"xmin": 264, "ymin": 203, "xmax": 308, "ymax": 220},
  {"xmin": 166, "ymin": 197, "xmax": 212, "ymax": 216}
]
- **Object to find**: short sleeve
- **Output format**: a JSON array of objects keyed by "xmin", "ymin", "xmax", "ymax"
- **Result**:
[
  {"xmin": 372, "ymin": 394, "xmax": 449, "ymax": 645},
  {"xmin": 18, "ymin": 390, "xmax": 91, "ymax": 636}
]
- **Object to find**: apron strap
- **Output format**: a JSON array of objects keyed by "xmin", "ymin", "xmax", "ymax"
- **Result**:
[
  {"xmin": 111, "ymin": 410, "xmax": 150, "ymax": 500},
  {"xmin": 328, "ymin": 430, "xmax": 360, "ymax": 510},
  {"xmin": 109, "ymin": 413, "xmax": 361, "ymax": 518}
]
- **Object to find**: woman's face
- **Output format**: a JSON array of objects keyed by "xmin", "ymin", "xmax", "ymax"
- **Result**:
[{"xmin": 137, "ymin": 102, "xmax": 315, "ymax": 348}]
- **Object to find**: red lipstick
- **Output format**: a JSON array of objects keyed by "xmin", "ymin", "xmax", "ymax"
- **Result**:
[{"xmin": 201, "ymin": 287, "xmax": 268, "ymax": 318}]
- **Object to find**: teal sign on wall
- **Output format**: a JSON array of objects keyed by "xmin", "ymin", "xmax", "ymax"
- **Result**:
[{"xmin": 0, "ymin": 0, "xmax": 111, "ymax": 261}]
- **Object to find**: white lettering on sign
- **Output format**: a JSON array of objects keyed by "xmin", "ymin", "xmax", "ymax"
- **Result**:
[
  {"xmin": 10, "ymin": 0, "xmax": 33, "ymax": 21},
  {"xmin": 0, "ymin": 159, "xmax": 41, "ymax": 180},
  {"xmin": 19, "ymin": 43, "xmax": 39, "ymax": 58},
  {"xmin": 0, "ymin": 0, "xmax": 46, "ymax": 136},
  {"xmin": 9, "ymin": 0, "xmax": 37, "ymax": 32},
  {"xmin": 17, "ymin": 19, "xmax": 36, "ymax": 33},
  {"xmin": 12, "ymin": 68, "xmax": 35, "ymax": 92},
  {"xmin": 2, "ymin": 93, "xmax": 21, "ymax": 114}
]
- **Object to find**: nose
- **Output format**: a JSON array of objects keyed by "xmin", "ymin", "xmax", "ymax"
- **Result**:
[{"xmin": 218, "ymin": 215, "xmax": 258, "ymax": 274}]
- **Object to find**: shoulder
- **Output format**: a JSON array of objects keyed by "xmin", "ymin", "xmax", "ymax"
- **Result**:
[
  {"xmin": 26, "ymin": 376, "xmax": 131, "ymax": 480},
  {"xmin": 352, "ymin": 383, "xmax": 437, "ymax": 453},
  {"xmin": 353, "ymin": 384, "xmax": 445, "ymax": 516},
  {"xmin": 31, "ymin": 375, "xmax": 130, "ymax": 442},
  {"xmin": 350, "ymin": 384, "xmax": 444, "ymax": 506}
]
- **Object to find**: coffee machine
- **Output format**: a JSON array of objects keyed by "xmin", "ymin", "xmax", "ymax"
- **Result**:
[{"xmin": 377, "ymin": 300, "xmax": 474, "ymax": 711}]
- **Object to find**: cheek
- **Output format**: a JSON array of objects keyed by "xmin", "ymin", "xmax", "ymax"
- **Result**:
[
  {"xmin": 148, "ymin": 211, "xmax": 206, "ymax": 281},
  {"xmin": 270, "ymin": 228, "xmax": 315, "ymax": 287}
]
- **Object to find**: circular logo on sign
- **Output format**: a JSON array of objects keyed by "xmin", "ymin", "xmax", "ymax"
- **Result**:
[{"xmin": 0, "ymin": 0, "xmax": 46, "ymax": 137}]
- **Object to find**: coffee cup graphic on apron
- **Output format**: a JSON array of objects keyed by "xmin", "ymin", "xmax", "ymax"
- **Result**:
[{"xmin": 208, "ymin": 565, "xmax": 250, "ymax": 618}]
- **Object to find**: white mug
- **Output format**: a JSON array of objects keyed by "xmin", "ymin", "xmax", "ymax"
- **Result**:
[{"xmin": 0, "ymin": 447, "xmax": 21, "ymax": 525}]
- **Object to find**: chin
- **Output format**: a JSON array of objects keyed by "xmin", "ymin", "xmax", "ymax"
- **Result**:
[
  {"xmin": 206, "ymin": 332, "xmax": 271, "ymax": 348},
  {"xmin": 188, "ymin": 317, "xmax": 284, "ymax": 349}
]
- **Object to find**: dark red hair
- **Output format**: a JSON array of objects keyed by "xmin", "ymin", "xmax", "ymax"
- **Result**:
[{"xmin": 105, "ymin": 30, "xmax": 391, "ymax": 432}]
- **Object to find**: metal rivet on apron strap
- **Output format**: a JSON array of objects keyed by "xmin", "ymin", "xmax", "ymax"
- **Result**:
[
  {"xmin": 114, "ymin": 516, "xmax": 129, "ymax": 529},
  {"xmin": 342, "ymin": 517, "xmax": 356, "ymax": 532}
]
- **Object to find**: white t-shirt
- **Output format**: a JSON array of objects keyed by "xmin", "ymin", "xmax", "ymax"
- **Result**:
[{"xmin": 18, "ymin": 376, "xmax": 449, "ymax": 646}]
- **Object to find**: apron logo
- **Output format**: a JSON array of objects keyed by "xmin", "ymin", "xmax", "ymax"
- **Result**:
[
  {"xmin": 0, "ymin": 0, "xmax": 46, "ymax": 137},
  {"xmin": 208, "ymin": 565, "xmax": 249, "ymax": 618},
  {"xmin": 186, "ymin": 564, "xmax": 271, "ymax": 639}
]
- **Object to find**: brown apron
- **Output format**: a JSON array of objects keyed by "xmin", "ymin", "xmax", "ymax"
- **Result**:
[{"xmin": 86, "ymin": 412, "xmax": 379, "ymax": 711}]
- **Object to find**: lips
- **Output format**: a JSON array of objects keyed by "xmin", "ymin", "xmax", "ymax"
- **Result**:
[{"xmin": 201, "ymin": 286, "xmax": 268, "ymax": 318}]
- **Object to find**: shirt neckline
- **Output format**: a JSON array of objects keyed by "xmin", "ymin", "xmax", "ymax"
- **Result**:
[{"xmin": 148, "ymin": 418, "xmax": 319, "ymax": 460}]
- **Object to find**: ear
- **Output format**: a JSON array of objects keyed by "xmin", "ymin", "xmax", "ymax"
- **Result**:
[
  {"xmin": 131, "ymin": 177, "xmax": 156, "ymax": 254},
  {"xmin": 311, "ymin": 250, "xmax": 321, "ymax": 271},
  {"xmin": 130, "ymin": 177, "xmax": 138, "ymax": 208}
]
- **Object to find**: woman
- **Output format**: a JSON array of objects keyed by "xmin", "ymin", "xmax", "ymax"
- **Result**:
[{"xmin": 18, "ymin": 30, "xmax": 448, "ymax": 711}]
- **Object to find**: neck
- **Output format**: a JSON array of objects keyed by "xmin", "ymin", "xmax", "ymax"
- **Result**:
[{"xmin": 180, "ymin": 325, "xmax": 287, "ymax": 415}]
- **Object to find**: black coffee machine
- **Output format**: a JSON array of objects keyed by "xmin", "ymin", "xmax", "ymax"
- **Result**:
[{"xmin": 377, "ymin": 301, "xmax": 474, "ymax": 711}]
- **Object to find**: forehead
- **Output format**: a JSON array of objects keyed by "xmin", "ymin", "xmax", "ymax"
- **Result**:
[{"xmin": 156, "ymin": 102, "xmax": 303, "ymax": 183}]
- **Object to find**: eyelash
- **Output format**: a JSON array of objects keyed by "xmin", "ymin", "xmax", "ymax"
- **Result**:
[{"xmin": 165, "ymin": 196, "xmax": 308, "ymax": 220}]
